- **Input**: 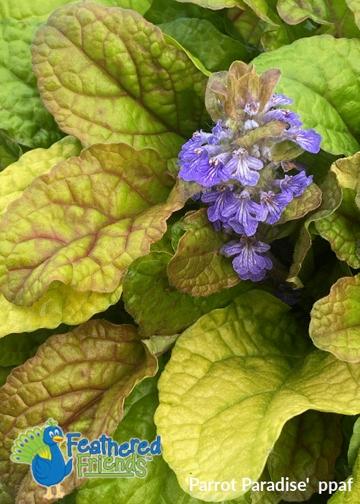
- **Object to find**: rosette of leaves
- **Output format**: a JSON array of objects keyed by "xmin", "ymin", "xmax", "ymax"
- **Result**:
[{"xmin": 1, "ymin": 2, "xmax": 360, "ymax": 504}]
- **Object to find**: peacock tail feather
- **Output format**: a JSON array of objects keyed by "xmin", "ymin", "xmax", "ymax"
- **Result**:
[{"xmin": 10, "ymin": 419, "xmax": 56, "ymax": 465}]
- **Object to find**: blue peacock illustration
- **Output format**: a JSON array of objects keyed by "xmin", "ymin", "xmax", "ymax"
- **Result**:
[{"xmin": 11, "ymin": 419, "xmax": 73, "ymax": 500}]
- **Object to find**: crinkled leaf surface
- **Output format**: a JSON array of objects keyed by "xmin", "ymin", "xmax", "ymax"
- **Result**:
[
  {"xmin": 314, "ymin": 152, "xmax": 360, "ymax": 268},
  {"xmin": 32, "ymin": 2, "xmax": 207, "ymax": 159},
  {"xmin": 0, "ymin": 18, "xmax": 62, "ymax": 148},
  {"xmin": 76, "ymin": 365, "xmax": 245, "ymax": 504},
  {"xmin": 167, "ymin": 209, "xmax": 240, "ymax": 296},
  {"xmin": 277, "ymin": 0, "xmax": 359, "ymax": 36},
  {"xmin": 0, "ymin": 136, "xmax": 80, "ymax": 216},
  {"xmin": 254, "ymin": 36, "xmax": 360, "ymax": 156},
  {"xmin": 288, "ymin": 172, "xmax": 342, "ymax": 285},
  {"xmin": 310, "ymin": 274, "xmax": 360, "ymax": 362},
  {"xmin": 278, "ymin": 183, "xmax": 322, "ymax": 224},
  {"xmin": 315, "ymin": 189, "xmax": 360, "ymax": 268},
  {"xmin": 0, "ymin": 0, "xmax": 152, "ymax": 20},
  {"xmin": 156, "ymin": 290, "xmax": 360, "ymax": 501},
  {"xmin": 160, "ymin": 18, "xmax": 250, "ymax": 72},
  {"xmin": 331, "ymin": 152, "xmax": 360, "ymax": 192},
  {"xmin": 0, "ymin": 320, "xmax": 157, "ymax": 501},
  {"xmin": 268, "ymin": 411, "xmax": 342, "ymax": 501},
  {"xmin": 0, "ymin": 143, "xmax": 188, "ymax": 306},
  {"xmin": 0, "ymin": 285, "xmax": 122, "ymax": 339},
  {"xmin": 0, "ymin": 137, "xmax": 120, "ymax": 339},
  {"xmin": 123, "ymin": 251, "xmax": 250, "ymax": 336}
]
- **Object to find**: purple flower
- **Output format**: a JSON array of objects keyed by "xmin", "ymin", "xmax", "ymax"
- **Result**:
[
  {"xmin": 285, "ymin": 127, "xmax": 322, "ymax": 153},
  {"xmin": 179, "ymin": 139, "xmax": 230, "ymax": 188},
  {"xmin": 210, "ymin": 121, "xmax": 233, "ymax": 143},
  {"xmin": 267, "ymin": 93, "xmax": 293, "ymax": 109},
  {"xmin": 225, "ymin": 148, "xmax": 263, "ymax": 186},
  {"xmin": 263, "ymin": 109, "xmax": 302, "ymax": 127},
  {"xmin": 259, "ymin": 190, "xmax": 292, "ymax": 225},
  {"xmin": 225, "ymin": 190, "xmax": 263, "ymax": 236},
  {"xmin": 244, "ymin": 100, "xmax": 260, "ymax": 116},
  {"xmin": 222, "ymin": 237, "xmax": 272, "ymax": 281},
  {"xmin": 275, "ymin": 171, "xmax": 313, "ymax": 197},
  {"xmin": 201, "ymin": 187, "xmax": 235, "ymax": 223}
]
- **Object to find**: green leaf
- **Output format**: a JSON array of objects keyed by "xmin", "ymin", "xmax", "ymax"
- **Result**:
[
  {"xmin": 346, "ymin": 0, "xmax": 360, "ymax": 28},
  {"xmin": 160, "ymin": 18, "xmax": 251, "ymax": 72},
  {"xmin": 76, "ymin": 364, "xmax": 245, "ymax": 504},
  {"xmin": 348, "ymin": 417, "xmax": 360, "ymax": 469},
  {"xmin": 0, "ymin": 131, "xmax": 22, "ymax": 170},
  {"xmin": 0, "ymin": 18, "xmax": 63, "ymax": 148},
  {"xmin": 0, "ymin": 0, "xmax": 152, "ymax": 20},
  {"xmin": 0, "ymin": 330, "xmax": 51, "ymax": 367},
  {"xmin": 310, "ymin": 274, "xmax": 360, "ymax": 363},
  {"xmin": 0, "ymin": 136, "xmax": 81, "ymax": 215},
  {"xmin": 174, "ymin": 0, "xmax": 239, "ymax": 9},
  {"xmin": 254, "ymin": 36, "xmax": 360, "ymax": 156},
  {"xmin": 227, "ymin": 7, "xmax": 265, "ymax": 48},
  {"xmin": 0, "ymin": 319, "xmax": 157, "ymax": 501},
  {"xmin": 268, "ymin": 411, "xmax": 342, "ymax": 501},
  {"xmin": 278, "ymin": 183, "xmax": 322, "ymax": 224},
  {"xmin": 288, "ymin": 172, "xmax": 342, "ymax": 286},
  {"xmin": 123, "ymin": 251, "xmax": 250, "ymax": 336},
  {"xmin": 146, "ymin": 0, "xmax": 225, "ymax": 26},
  {"xmin": 156, "ymin": 290, "xmax": 360, "ymax": 501},
  {"xmin": 0, "ymin": 144, "xmax": 188, "ymax": 306},
  {"xmin": 241, "ymin": 0, "xmax": 279, "ymax": 25},
  {"xmin": 0, "ymin": 136, "xmax": 124, "ymax": 338},
  {"xmin": 328, "ymin": 455, "xmax": 359, "ymax": 503},
  {"xmin": 32, "ymin": 2, "xmax": 207, "ymax": 159},
  {"xmin": 0, "ymin": 284, "xmax": 122, "ymax": 339},
  {"xmin": 260, "ymin": 21, "xmax": 319, "ymax": 51},
  {"xmin": 167, "ymin": 209, "xmax": 240, "ymax": 296},
  {"xmin": 315, "ymin": 189, "xmax": 360, "ymax": 268},
  {"xmin": 314, "ymin": 152, "xmax": 360, "ymax": 268},
  {"xmin": 0, "ymin": 367, "xmax": 12, "ymax": 387},
  {"xmin": 277, "ymin": 0, "xmax": 359, "ymax": 36}
]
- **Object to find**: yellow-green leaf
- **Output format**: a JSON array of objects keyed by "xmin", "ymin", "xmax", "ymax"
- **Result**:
[
  {"xmin": 32, "ymin": 2, "xmax": 207, "ymax": 159},
  {"xmin": 0, "ymin": 319, "xmax": 157, "ymax": 501},
  {"xmin": 310, "ymin": 274, "xmax": 360, "ymax": 362},
  {"xmin": 167, "ymin": 209, "xmax": 240, "ymax": 296},
  {"xmin": 0, "ymin": 144, "xmax": 187, "ymax": 306},
  {"xmin": 156, "ymin": 290, "xmax": 360, "ymax": 501}
]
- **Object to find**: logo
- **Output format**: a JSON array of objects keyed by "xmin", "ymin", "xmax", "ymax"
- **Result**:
[{"xmin": 11, "ymin": 419, "xmax": 161, "ymax": 500}]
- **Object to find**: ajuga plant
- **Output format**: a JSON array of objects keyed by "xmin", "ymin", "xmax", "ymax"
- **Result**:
[
  {"xmin": 178, "ymin": 62, "xmax": 321, "ymax": 281},
  {"xmin": 1, "ymin": 2, "xmax": 360, "ymax": 504}
]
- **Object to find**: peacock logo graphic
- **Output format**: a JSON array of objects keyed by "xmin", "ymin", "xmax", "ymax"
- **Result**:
[{"xmin": 10, "ymin": 418, "xmax": 73, "ymax": 500}]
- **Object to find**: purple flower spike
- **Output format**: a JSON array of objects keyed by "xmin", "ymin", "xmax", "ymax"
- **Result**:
[
  {"xmin": 263, "ymin": 109, "xmax": 302, "ymax": 128},
  {"xmin": 226, "ymin": 190, "xmax": 263, "ymax": 236},
  {"xmin": 225, "ymin": 148, "xmax": 263, "ymax": 186},
  {"xmin": 286, "ymin": 127, "xmax": 322, "ymax": 153},
  {"xmin": 222, "ymin": 237, "xmax": 272, "ymax": 282}
]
